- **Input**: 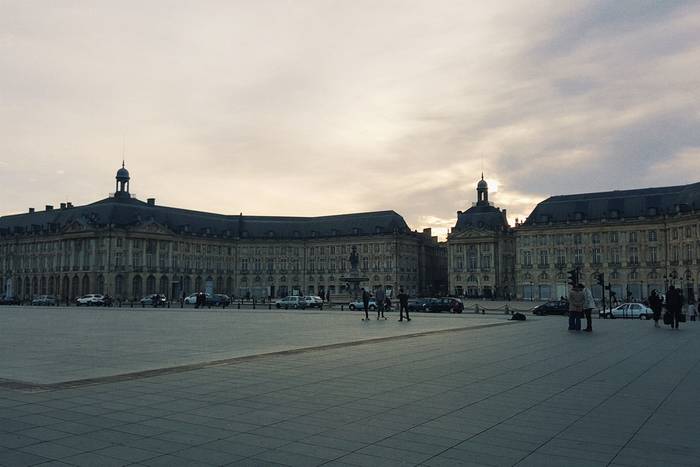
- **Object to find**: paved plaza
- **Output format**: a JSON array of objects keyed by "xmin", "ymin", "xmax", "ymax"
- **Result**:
[{"xmin": 1, "ymin": 307, "xmax": 699, "ymax": 466}]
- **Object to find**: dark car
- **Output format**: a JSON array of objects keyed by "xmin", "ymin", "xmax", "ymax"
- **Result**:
[
  {"xmin": 32, "ymin": 295, "xmax": 58, "ymax": 306},
  {"xmin": 207, "ymin": 294, "xmax": 231, "ymax": 307},
  {"xmin": 407, "ymin": 298, "xmax": 431, "ymax": 312},
  {"xmin": 140, "ymin": 294, "xmax": 168, "ymax": 307},
  {"xmin": 0, "ymin": 295, "xmax": 21, "ymax": 305},
  {"xmin": 531, "ymin": 300, "xmax": 569, "ymax": 316},
  {"xmin": 418, "ymin": 298, "xmax": 464, "ymax": 313}
]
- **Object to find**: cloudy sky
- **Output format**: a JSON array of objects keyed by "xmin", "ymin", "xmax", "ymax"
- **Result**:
[{"xmin": 1, "ymin": 1, "xmax": 699, "ymax": 239}]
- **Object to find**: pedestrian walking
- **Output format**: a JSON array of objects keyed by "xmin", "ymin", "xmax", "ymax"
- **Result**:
[
  {"xmin": 568, "ymin": 284, "xmax": 584, "ymax": 331},
  {"xmin": 649, "ymin": 289, "xmax": 663, "ymax": 327},
  {"xmin": 688, "ymin": 301, "xmax": 697, "ymax": 322},
  {"xmin": 361, "ymin": 288, "xmax": 370, "ymax": 321},
  {"xmin": 398, "ymin": 288, "xmax": 410, "ymax": 322},
  {"xmin": 666, "ymin": 285, "xmax": 683, "ymax": 330},
  {"xmin": 582, "ymin": 284, "xmax": 595, "ymax": 332},
  {"xmin": 375, "ymin": 288, "xmax": 386, "ymax": 320}
]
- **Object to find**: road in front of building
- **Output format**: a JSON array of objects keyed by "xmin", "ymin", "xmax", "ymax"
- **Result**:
[
  {"xmin": 0, "ymin": 306, "xmax": 510, "ymax": 386},
  {"xmin": 0, "ymin": 310, "xmax": 698, "ymax": 466}
]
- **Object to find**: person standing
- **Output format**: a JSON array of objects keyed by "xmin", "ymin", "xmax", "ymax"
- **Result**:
[
  {"xmin": 361, "ymin": 288, "xmax": 370, "ymax": 321},
  {"xmin": 568, "ymin": 284, "xmax": 584, "ymax": 331},
  {"xmin": 375, "ymin": 288, "xmax": 386, "ymax": 320},
  {"xmin": 582, "ymin": 284, "xmax": 595, "ymax": 332},
  {"xmin": 398, "ymin": 288, "xmax": 410, "ymax": 322},
  {"xmin": 649, "ymin": 289, "xmax": 663, "ymax": 327},
  {"xmin": 688, "ymin": 301, "xmax": 697, "ymax": 322},
  {"xmin": 666, "ymin": 285, "xmax": 683, "ymax": 330}
]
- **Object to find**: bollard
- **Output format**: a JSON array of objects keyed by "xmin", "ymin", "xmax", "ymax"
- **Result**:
[
  {"xmin": 474, "ymin": 304, "xmax": 479, "ymax": 314},
  {"xmin": 482, "ymin": 308, "xmax": 485, "ymax": 314},
  {"xmin": 142, "ymin": 302, "xmax": 145, "ymax": 308},
  {"xmin": 167, "ymin": 301, "xmax": 170, "ymax": 308},
  {"xmin": 268, "ymin": 303, "xmax": 271, "ymax": 310},
  {"xmin": 253, "ymin": 302, "xmax": 256, "ymax": 310},
  {"xmin": 504, "ymin": 304, "xmax": 510, "ymax": 315},
  {"xmin": 130, "ymin": 301, "xmax": 133, "ymax": 308},
  {"xmin": 341, "ymin": 304, "xmax": 344, "ymax": 311}
]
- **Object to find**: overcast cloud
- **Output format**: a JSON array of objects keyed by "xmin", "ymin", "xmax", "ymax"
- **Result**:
[{"xmin": 1, "ymin": 1, "xmax": 699, "ymax": 239}]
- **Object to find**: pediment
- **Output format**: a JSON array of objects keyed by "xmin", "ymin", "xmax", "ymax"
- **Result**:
[{"xmin": 131, "ymin": 218, "xmax": 173, "ymax": 235}]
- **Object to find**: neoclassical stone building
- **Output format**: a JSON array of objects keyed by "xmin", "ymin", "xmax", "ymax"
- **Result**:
[
  {"xmin": 447, "ymin": 176, "xmax": 515, "ymax": 299},
  {"xmin": 0, "ymin": 166, "xmax": 446, "ymax": 301},
  {"xmin": 447, "ymin": 178, "xmax": 700, "ymax": 303},
  {"xmin": 516, "ymin": 183, "xmax": 700, "ymax": 302}
]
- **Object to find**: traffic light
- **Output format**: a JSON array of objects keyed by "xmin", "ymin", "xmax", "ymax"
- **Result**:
[
  {"xmin": 567, "ymin": 269, "xmax": 579, "ymax": 287},
  {"xmin": 596, "ymin": 273, "xmax": 605, "ymax": 287}
]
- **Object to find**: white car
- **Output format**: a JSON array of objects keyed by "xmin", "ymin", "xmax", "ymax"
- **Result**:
[
  {"xmin": 75, "ymin": 294, "xmax": 106, "ymax": 306},
  {"xmin": 184, "ymin": 293, "xmax": 199, "ymax": 305},
  {"xmin": 303, "ymin": 295, "xmax": 324, "ymax": 309},
  {"xmin": 275, "ymin": 296, "xmax": 308, "ymax": 309},
  {"xmin": 348, "ymin": 299, "xmax": 378, "ymax": 311},
  {"xmin": 601, "ymin": 303, "xmax": 653, "ymax": 319}
]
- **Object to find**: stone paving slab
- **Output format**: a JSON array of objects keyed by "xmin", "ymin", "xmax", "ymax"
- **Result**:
[
  {"xmin": 0, "ymin": 307, "xmax": 507, "ymax": 385},
  {"xmin": 1, "ymin": 311, "xmax": 699, "ymax": 466}
]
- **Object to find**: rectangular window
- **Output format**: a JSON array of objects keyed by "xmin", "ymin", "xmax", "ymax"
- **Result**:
[
  {"xmin": 629, "ymin": 231, "xmax": 638, "ymax": 243},
  {"xmin": 592, "ymin": 248, "xmax": 601, "ymax": 264},
  {"xmin": 648, "ymin": 246, "xmax": 657, "ymax": 263},
  {"xmin": 609, "ymin": 232, "xmax": 619, "ymax": 243},
  {"xmin": 648, "ymin": 230, "xmax": 657, "ymax": 242},
  {"xmin": 574, "ymin": 248, "xmax": 583, "ymax": 265},
  {"xmin": 522, "ymin": 251, "xmax": 532, "ymax": 266},
  {"xmin": 629, "ymin": 247, "xmax": 639, "ymax": 265},
  {"xmin": 538, "ymin": 250, "xmax": 548, "ymax": 266}
]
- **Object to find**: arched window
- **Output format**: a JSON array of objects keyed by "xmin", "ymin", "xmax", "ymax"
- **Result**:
[
  {"xmin": 146, "ymin": 275, "xmax": 156, "ymax": 294},
  {"xmin": 132, "ymin": 275, "xmax": 143, "ymax": 299}
]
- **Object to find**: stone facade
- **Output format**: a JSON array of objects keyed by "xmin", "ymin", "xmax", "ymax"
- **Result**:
[
  {"xmin": 515, "ymin": 187, "xmax": 700, "ymax": 302},
  {"xmin": 0, "ymin": 166, "xmax": 446, "ymax": 302},
  {"xmin": 447, "ymin": 177, "xmax": 515, "ymax": 298}
]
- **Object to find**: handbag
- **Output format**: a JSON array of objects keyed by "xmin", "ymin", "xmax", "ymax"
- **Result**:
[{"xmin": 663, "ymin": 311, "xmax": 672, "ymax": 325}]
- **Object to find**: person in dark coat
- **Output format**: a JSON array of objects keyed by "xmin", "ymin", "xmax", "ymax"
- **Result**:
[
  {"xmin": 397, "ymin": 288, "xmax": 410, "ymax": 322},
  {"xmin": 361, "ymin": 288, "xmax": 370, "ymax": 321},
  {"xmin": 649, "ymin": 289, "xmax": 663, "ymax": 328},
  {"xmin": 666, "ymin": 285, "xmax": 683, "ymax": 330},
  {"xmin": 375, "ymin": 288, "xmax": 386, "ymax": 320}
]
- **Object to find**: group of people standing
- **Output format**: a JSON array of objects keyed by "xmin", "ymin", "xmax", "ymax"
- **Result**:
[
  {"xmin": 569, "ymin": 283, "xmax": 696, "ymax": 332},
  {"xmin": 649, "ymin": 286, "xmax": 693, "ymax": 330},
  {"xmin": 567, "ymin": 284, "xmax": 596, "ymax": 332},
  {"xmin": 360, "ymin": 287, "xmax": 411, "ymax": 322}
]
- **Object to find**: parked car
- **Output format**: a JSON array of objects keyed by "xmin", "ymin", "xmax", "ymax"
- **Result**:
[
  {"xmin": 418, "ymin": 297, "xmax": 464, "ymax": 313},
  {"xmin": 76, "ymin": 294, "xmax": 107, "ymax": 306},
  {"xmin": 140, "ymin": 294, "xmax": 168, "ymax": 306},
  {"xmin": 303, "ymin": 295, "xmax": 324, "ymax": 309},
  {"xmin": 32, "ymin": 295, "xmax": 58, "ymax": 306},
  {"xmin": 209, "ymin": 294, "xmax": 231, "ymax": 307},
  {"xmin": 184, "ymin": 293, "xmax": 199, "ymax": 305},
  {"xmin": 276, "ymin": 296, "xmax": 308, "ymax": 309},
  {"xmin": 0, "ymin": 295, "xmax": 21, "ymax": 305},
  {"xmin": 601, "ymin": 303, "xmax": 653, "ymax": 319},
  {"xmin": 407, "ymin": 298, "xmax": 432, "ymax": 312},
  {"xmin": 531, "ymin": 300, "xmax": 569, "ymax": 316},
  {"xmin": 348, "ymin": 299, "xmax": 377, "ymax": 311}
]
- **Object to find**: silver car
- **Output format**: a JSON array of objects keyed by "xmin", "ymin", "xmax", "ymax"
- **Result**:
[{"xmin": 602, "ymin": 303, "xmax": 653, "ymax": 319}]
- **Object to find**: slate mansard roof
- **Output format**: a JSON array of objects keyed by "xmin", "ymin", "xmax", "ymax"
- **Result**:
[
  {"xmin": 0, "ymin": 196, "xmax": 411, "ymax": 239},
  {"xmin": 524, "ymin": 182, "xmax": 700, "ymax": 226},
  {"xmin": 454, "ymin": 204, "xmax": 510, "ymax": 232}
]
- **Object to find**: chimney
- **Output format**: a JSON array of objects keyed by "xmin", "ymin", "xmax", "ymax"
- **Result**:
[
  {"xmin": 45, "ymin": 205, "xmax": 53, "ymax": 211},
  {"xmin": 28, "ymin": 208, "xmax": 35, "ymax": 213},
  {"xmin": 66, "ymin": 202, "xmax": 73, "ymax": 208},
  {"xmin": 60, "ymin": 203, "xmax": 66, "ymax": 210},
  {"xmin": 457, "ymin": 210, "xmax": 463, "ymax": 215},
  {"xmin": 147, "ymin": 198, "xmax": 155, "ymax": 206}
]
